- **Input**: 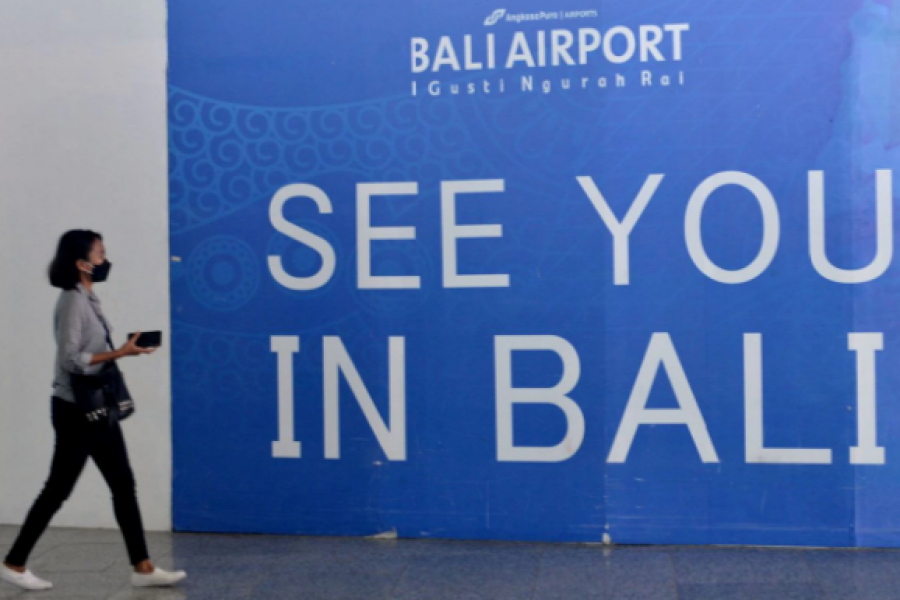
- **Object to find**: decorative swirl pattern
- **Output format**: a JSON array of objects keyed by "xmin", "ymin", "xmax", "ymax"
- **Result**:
[
  {"xmin": 187, "ymin": 235, "xmax": 261, "ymax": 311},
  {"xmin": 170, "ymin": 311, "xmax": 379, "ymax": 404},
  {"xmin": 169, "ymin": 87, "xmax": 491, "ymax": 234}
]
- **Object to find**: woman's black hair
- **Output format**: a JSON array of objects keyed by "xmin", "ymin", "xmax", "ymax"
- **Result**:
[{"xmin": 48, "ymin": 230, "xmax": 103, "ymax": 290}]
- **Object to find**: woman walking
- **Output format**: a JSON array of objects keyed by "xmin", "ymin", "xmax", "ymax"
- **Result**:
[{"xmin": 0, "ymin": 230, "xmax": 186, "ymax": 591}]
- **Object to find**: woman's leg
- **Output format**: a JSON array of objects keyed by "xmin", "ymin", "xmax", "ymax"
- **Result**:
[
  {"xmin": 4, "ymin": 399, "xmax": 91, "ymax": 568},
  {"xmin": 91, "ymin": 421, "xmax": 186, "ymax": 586},
  {"xmin": 89, "ymin": 422, "xmax": 149, "ymax": 568}
]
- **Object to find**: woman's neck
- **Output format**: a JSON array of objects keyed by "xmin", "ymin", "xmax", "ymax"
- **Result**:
[{"xmin": 79, "ymin": 274, "xmax": 93, "ymax": 292}]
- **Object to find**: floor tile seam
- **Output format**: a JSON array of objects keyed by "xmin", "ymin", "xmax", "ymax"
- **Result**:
[
  {"xmin": 149, "ymin": 547, "xmax": 175, "ymax": 561},
  {"xmin": 527, "ymin": 545, "xmax": 546, "ymax": 600},
  {"xmin": 105, "ymin": 586, "xmax": 138, "ymax": 600},
  {"xmin": 669, "ymin": 551, "xmax": 682, "ymax": 600},
  {"xmin": 386, "ymin": 556, "xmax": 414, "ymax": 600},
  {"xmin": 101, "ymin": 560, "xmax": 134, "ymax": 576},
  {"xmin": 250, "ymin": 559, "xmax": 276, "ymax": 588},
  {"xmin": 24, "ymin": 542, "xmax": 69, "ymax": 564},
  {"xmin": 98, "ymin": 577, "xmax": 130, "ymax": 600},
  {"xmin": 56, "ymin": 540, "xmax": 126, "ymax": 551},
  {"xmin": 799, "ymin": 550, "xmax": 833, "ymax": 600},
  {"xmin": 35, "ymin": 556, "xmax": 121, "ymax": 574},
  {"xmin": 229, "ymin": 552, "xmax": 291, "ymax": 592}
]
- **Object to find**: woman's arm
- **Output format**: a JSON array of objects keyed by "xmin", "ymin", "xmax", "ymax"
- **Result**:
[
  {"xmin": 89, "ymin": 349, "xmax": 124, "ymax": 365},
  {"xmin": 88, "ymin": 332, "xmax": 155, "ymax": 365},
  {"xmin": 57, "ymin": 292, "xmax": 94, "ymax": 373},
  {"xmin": 58, "ymin": 295, "xmax": 155, "ymax": 371}
]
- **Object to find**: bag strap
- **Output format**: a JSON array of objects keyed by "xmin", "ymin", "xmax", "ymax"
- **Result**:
[
  {"xmin": 80, "ymin": 288, "xmax": 115, "ymax": 352},
  {"xmin": 99, "ymin": 319, "xmax": 115, "ymax": 353}
]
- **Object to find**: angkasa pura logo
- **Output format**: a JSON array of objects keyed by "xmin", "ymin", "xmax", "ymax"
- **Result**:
[{"xmin": 485, "ymin": 9, "xmax": 506, "ymax": 26}]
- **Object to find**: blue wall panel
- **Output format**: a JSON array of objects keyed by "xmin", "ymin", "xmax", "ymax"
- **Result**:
[{"xmin": 168, "ymin": 0, "xmax": 900, "ymax": 546}]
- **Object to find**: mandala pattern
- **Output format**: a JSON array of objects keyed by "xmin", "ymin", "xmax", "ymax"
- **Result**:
[{"xmin": 187, "ymin": 235, "xmax": 261, "ymax": 311}]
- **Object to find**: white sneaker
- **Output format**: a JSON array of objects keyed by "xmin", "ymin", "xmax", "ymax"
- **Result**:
[
  {"xmin": 0, "ymin": 564, "xmax": 53, "ymax": 591},
  {"xmin": 131, "ymin": 567, "xmax": 187, "ymax": 588}
]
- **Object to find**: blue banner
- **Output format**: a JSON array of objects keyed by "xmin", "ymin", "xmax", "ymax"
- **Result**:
[{"xmin": 168, "ymin": 0, "xmax": 900, "ymax": 546}]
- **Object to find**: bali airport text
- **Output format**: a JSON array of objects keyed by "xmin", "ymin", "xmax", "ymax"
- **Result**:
[{"xmin": 411, "ymin": 23, "xmax": 689, "ymax": 96}]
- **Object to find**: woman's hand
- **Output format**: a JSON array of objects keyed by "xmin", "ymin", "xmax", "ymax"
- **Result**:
[
  {"xmin": 88, "ymin": 332, "xmax": 157, "ymax": 365},
  {"xmin": 119, "ymin": 332, "xmax": 157, "ymax": 357}
]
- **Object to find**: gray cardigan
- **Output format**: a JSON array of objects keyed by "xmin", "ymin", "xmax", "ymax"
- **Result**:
[{"xmin": 52, "ymin": 283, "xmax": 114, "ymax": 402}]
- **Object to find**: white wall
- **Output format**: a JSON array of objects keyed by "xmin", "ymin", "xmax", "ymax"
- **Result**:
[{"xmin": 0, "ymin": 1, "xmax": 170, "ymax": 531}]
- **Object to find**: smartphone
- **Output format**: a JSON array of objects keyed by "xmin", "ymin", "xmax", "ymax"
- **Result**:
[{"xmin": 126, "ymin": 331, "xmax": 163, "ymax": 348}]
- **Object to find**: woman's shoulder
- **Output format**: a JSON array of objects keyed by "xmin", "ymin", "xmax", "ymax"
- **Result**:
[{"xmin": 56, "ymin": 287, "xmax": 90, "ymax": 310}]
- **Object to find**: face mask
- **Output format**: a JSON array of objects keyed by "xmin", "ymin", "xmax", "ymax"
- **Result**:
[{"xmin": 85, "ymin": 260, "xmax": 112, "ymax": 283}]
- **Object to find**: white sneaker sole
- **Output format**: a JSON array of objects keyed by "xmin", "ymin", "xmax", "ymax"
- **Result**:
[
  {"xmin": 132, "ymin": 572, "xmax": 187, "ymax": 588},
  {"xmin": 0, "ymin": 570, "xmax": 53, "ymax": 591}
]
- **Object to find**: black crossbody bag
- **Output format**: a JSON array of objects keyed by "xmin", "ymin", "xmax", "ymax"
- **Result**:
[{"xmin": 70, "ymin": 303, "xmax": 135, "ymax": 425}]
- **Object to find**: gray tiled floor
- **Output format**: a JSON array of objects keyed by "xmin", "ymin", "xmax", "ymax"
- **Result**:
[{"xmin": 2, "ymin": 526, "xmax": 900, "ymax": 599}]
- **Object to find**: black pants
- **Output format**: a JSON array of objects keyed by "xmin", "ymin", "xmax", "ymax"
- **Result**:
[{"xmin": 5, "ymin": 398, "xmax": 149, "ymax": 567}]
